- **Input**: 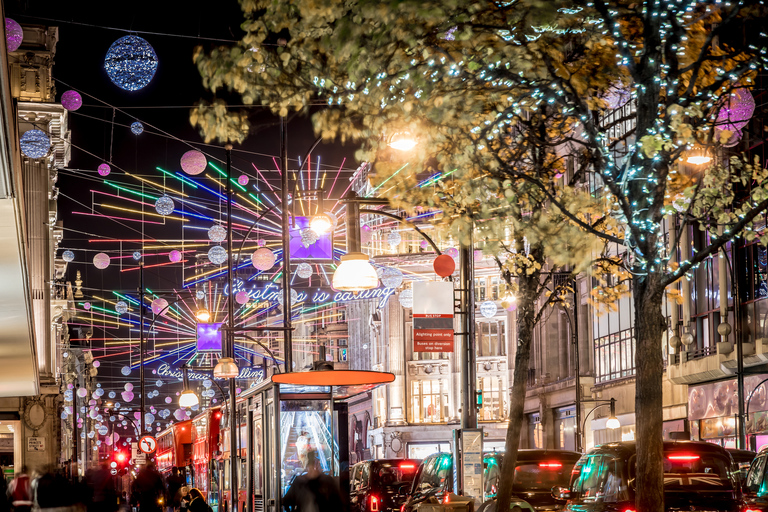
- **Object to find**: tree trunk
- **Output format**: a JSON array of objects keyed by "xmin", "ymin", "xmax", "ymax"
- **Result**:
[
  {"xmin": 496, "ymin": 271, "xmax": 538, "ymax": 512},
  {"xmin": 633, "ymin": 276, "xmax": 666, "ymax": 512}
]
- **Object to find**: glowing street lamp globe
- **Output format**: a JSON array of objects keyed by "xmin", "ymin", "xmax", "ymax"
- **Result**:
[
  {"xmin": 309, "ymin": 213, "xmax": 334, "ymax": 236},
  {"xmin": 332, "ymin": 252, "xmax": 378, "ymax": 291},
  {"xmin": 178, "ymin": 389, "xmax": 199, "ymax": 409},
  {"xmin": 195, "ymin": 308, "xmax": 211, "ymax": 322},
  {"xmin": 606, "ymin": 416, "xmax": 621, "ymax": 430},
  {"xmin": 213, "ymin": 357, "xmax": 240, "ymax": 379},
  {"xmin": 388, "ymin": 132, "xmax": 418, "ymax": 151}
]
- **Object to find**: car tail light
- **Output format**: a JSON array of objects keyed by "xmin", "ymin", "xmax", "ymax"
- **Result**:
[
  {"xmin": 400, "ymin": 463, "xmax": 416, "ymax": 470},
  {"xmin": 623, "ymin": 509, "xmax": 636, "ymax": 512},
  {"xmin": 539, "ymin": 462, "xmax": 563, "ymax": 469},
  {"xmin": 370, "ymin": 495, "xmax": 380, "ymax": 512},
  {"xmin": 667, "ymin": 454, "xmax": 700, "ymax": 461},
  {"xmin": 744, "ymin": 509, "xmax": 762, "ymax": 512}
]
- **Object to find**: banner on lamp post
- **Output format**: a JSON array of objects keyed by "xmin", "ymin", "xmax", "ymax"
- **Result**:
[{"xmin": 413, "ymin": 281, "xmax": 454, "ymax": 352}]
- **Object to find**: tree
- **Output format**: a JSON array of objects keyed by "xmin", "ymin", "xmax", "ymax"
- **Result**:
[{"xmin": 193, "ymin": 2, "xmax": 768, "ymax": 512}]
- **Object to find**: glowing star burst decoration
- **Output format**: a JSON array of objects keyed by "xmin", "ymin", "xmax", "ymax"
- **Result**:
[
  {"xmin": 5, "ymin": 18, "xmax": 23, "ymax": 52},
  {"xmin": 380, "ymin": 267, "xmax": 404, "ymax": 288},
  {"xmin": 155, "ymin": 195, "xmax": 175, "ymax": 215},
  {"xmin": 104, "ymin": 35, "xmax": 158, "ymax": 91},
  {"xmin": 180, "ymin": 150, "xmax": 207, "ymax": 175},
  {"xmin": 131, "ymin": 121, "xmax": 144, "ymax": 135},
  {"xmin": 93, "ymin": 252, "xmax": 111, "ymax": 269},
  {"xmin": 296, "ymin": 263, "xmax": 313, "ymax": 279},
  {"xmin": 61, "ymin": 90, "xmax": 83, "ymax": 111},
  {"xmin": 169, "ymin": 250, "xmax": 182, "ymax": 263},
  {"xmin": 238, "ymin": 175, "xmax": 249, "ymax": 186},
  {"xmin": 399, "ymin": 289, "xmax": 413, "ymax": 308},
  {"xmin": 388, "ymin": 231, "xmax": 402, "ymax": 247},
  {"xmin": 208, "ymin": 224, "xmax": 226, "ymax": 243},
  {"xmin": 251, "ymin": 248, "xmax": 276, "ymax": 270},
  {"xmin": 208, "ymin": 245, "xmax": 227, "ymax": 265},
  {"xmin": 151, "ymin": 297, "xmax": 169, "ymax": 315},
  {"xmin": 479, "ymin": 301, "xmax": 498, "ymax": 318},
  {"xmin": 20, "ymin": 129, "xmax": 50, "ymax": 159},
  {"xmin": 62, "ymin": 250, "xmax": 74, "ymax": 262},
  {"xmin": 115, "ymin": 301, "xmax": 128, "ymax": 315},
  {"xmin": 300, "ymin": 228, "xmax": 318, "ymax": 248},
  {"xmin": 97, "ymin": 163, "xmax": 111, "ymax": 176},
  {"xmin": 235, "ymin": 291, "xmax": 249, "ymax": 305}
]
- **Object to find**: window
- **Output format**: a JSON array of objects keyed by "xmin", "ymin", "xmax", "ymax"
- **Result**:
[
  {"xmin": 528, "ymin": 413, "xmax": 543, "ymax": 449},
  {"xmin": 490, "ymin": 277, "xmax": 501, "ymax": 300},
  {"xmin": 745, "ymin": 454, "xmax": 767, "ymax": 495},
  {"xmin": 594, "ymin": 328, "xmax": 635, "ymax": 383},
  {"xmin": 411, "ymin": 380, "xmax": 447, "ymax": 423},
  {"xmin": 477, "ymin": 321, "xmax": 505, "ymax": 356},
  {"xmin": 571, "ymin": 455, "xmax": 628, "ymax": 502},
  {"xmin": 477, "ymin": 377, "xmax": 503, "ymax": 421},
  {"xmin": 474, "ymin": 277, "xmax": 487, "ymax": 302}
]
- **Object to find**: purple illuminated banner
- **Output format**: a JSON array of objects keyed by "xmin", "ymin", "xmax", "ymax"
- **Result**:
[
  {"xmin": 289, "ymin": 216, "xmax": 333, "ymax": 260},
  {"xmin": 197, "ymin": 322, "xmax": 223, "ymax": 352}
]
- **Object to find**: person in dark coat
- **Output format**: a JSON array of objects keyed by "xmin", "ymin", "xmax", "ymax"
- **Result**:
[
  {"xmin": 186, "ymin": 489, "xmax": 210, "ymax": 512},
  {"xmin": 132, "ymin": 463, "xmax": 165, "ymax": 512},
  {"xmin": 283, "ymin": 451, "xmax": 343, "ymax": 512},
  {"xmin": 165, "ymin": 468, "xmax": 185, "ymax": 512},
  {"xmin": 84, "ymin": 462, "xmax": 118, "ymax": 512}
]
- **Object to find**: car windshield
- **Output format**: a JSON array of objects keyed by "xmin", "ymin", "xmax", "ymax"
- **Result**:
[
  {"xmin": 513, "ymin": 462, "xmax": 572, "ymax": 491},
  {"xmin": 662, "ymin": 453, "xmax": 733, "ymax": 491},
  {"xmin": 376, "ymin": 463, "xmax": 419, "ymax": 488}
]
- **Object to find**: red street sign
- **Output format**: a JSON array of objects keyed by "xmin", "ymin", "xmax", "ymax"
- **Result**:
[{"xmin": 413, "ymin": 282, "xmax": 454, "ymax": 353}]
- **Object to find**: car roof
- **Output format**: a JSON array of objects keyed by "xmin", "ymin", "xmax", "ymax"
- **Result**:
[
  {"xmin": 586, "ymin": 440, "xmax": 733, "ymax": 458},
  {"xmin": 726, "ymin": 448, "xmax": 756, "ymax": 462}
]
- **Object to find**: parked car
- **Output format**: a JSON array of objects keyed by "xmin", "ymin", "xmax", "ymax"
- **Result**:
[
  {"xmin": 553, "ymin": 441, "xmax": 741, "ymax": 512},
  {"xmin": 741, "ymin": 445, "xmax": 768, "ymax": 511},
  {"xmin": 350, "ymin": 459, "xmax": 421, "ymax": 512},
  {"xmin": 726, "ymin": 447, "xmax": 755, "ymax": 483}
]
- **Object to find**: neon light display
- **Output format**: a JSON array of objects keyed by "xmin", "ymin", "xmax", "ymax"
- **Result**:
[
  {"xmin": 224, "ymin": 278, "xmax": 396, "ymax": 308},
  {"xmin": 196, "ymin": 323, "xmax": 223, "ymax": 352}
]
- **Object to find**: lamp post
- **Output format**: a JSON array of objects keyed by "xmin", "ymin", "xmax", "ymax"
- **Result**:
[{"xmin": 580, "ymin": 398, "xmax": 621, "ymax": 448}]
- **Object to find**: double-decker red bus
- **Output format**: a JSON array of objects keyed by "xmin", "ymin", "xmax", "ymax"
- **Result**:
[
  {"xmin": 219, "ymin": 396, "xmax": 249, "ymax": 512},
  {"xmin": 191, "ymin": 406, "xmax": 222, "ymax": 510},
  {"xmin": 156, "ymin": 419, "xmax": 193, "ymax": 478}
]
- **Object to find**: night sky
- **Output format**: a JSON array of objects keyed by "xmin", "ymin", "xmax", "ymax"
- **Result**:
[{"xmin": 5, "ymin": 0, "xmax": 363, "ymax": 430}]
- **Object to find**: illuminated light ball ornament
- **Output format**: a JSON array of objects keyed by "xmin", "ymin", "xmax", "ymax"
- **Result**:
[
  {"xmin": 180, "ymin": 150, "xmax": 207, "ymax": 175},
  {"xmin": 122, "ymin": 390, "xmax": 134, "ymax": 402},
  {"xmin": 104, "ymin": 35, "xmax": 158, "ymax": 91},
  {"xmin": 5, "ymin": 18, "xmax": 23, "ymax": 52},
  {"xmin": 174, "ymin": 409, "xmax": 187, "ymax": 421},
  {"xmin": 144, "ymin": 413, "xmax": 155, "ymax": 425},
  {"xmin": 97, "ymin": 163, "xmax": 111, "ymax": 177},
  {"xmin": 155, "ymin": 195, "xmax": 175, "ymax": 216},
  {"xmin": 235, "ymin": 290, "xmax": 249, "ymax": 305},
  {"xmin": 277, "ymin": 288, "xmax": 299, "ymax": 307},
  {"xmin": 115, "ymin": 301, "xmax": 127, "ymax": 318},
  {"xmin": 97, "ymin": 424, "xmax": 109, "ymax": 436},
  {"xmin": 445, "ymin": 247, "xmax": 459, "ymax": 260},
  {"xmin": 257, "ymin": 239, "xmax": 266, "ymax": 247},
  {"xmin": 124, "ymin": 383, "xmax": 133, "ymax": 392},
  {"xmin": 251, "ymin": 248, "xmax": 276, "ymax": 270},
  {"xmin": 77, "ymin": 387, "xmax": 88, "ymax": 398},
  {"xmin": 387, "ymin": 231, "xmax": 402, "ymax": 247},
  {"xmin": 83, "ymin": 302, "xmax": 91, "ymax": 310},
  {"xmin": 296, "ymin": 262, "xmax": 313, "ymax": 279},
  {"xmin": 474, "ymin": 250, "xmax": 484, "ymax": 262},
  {"xmin": 120, "ymin": 365, "xmax": 131, "ymax": 376},
  {"xmin": 479, "ymin": 300, "xmax": 498, "ymax": 319},
  {"xmin": 20, "ymin": 129, "xmax": 50, "ymax": 159},
  {"xmin": 420, "ymin": 240, "xmax": 429, "ymax": 250},
  {"xmin": 62, "ymin": 250, "xmax": 75, "ymax": 262},
  {"xmin": 380, "ymin": 266, "xmax": 404, "ymax": 288},
  {"xmin": 108, "ymin": 391, "xmax": 116, "ymax": 399},
  {"xmin": 151, "ymin": 297, "xmax": 169, "ymax": 315},
  {"xmin": 208, "ymin": 224, "xmax": 226, "ymax": 243},
  {"xmin": 203, "ymin": 379, "xmax": 212, "ymax": 389},
  {"xmin": 133, "ymin": 251, "xmax": 142, "ymax": 261},
  {"xmin": 93, "ymin": 362, "xmax": 101, "ymax": 370},
  {"xmin": 300, "ymin": 228, "xmax": 318, "ymax": 248},
  {"xmin": 64, "ymin": 390, "xmax": 73, "ymax": 401},
  {"xmin": 131, "ymin": 121, "xmax": 144, "ymax": 135},
  {"xmin": 361, "ymin": 225, "xmax": 372, "ymax": 245},
  {"xmin": 164, "ymin": 397, "xmax": 172, "ymax": 404},
  {"xmin": 155, "ymin": 380, "xmax": 163, "ymax": 387},
  {"xmin": 61, "ymin": 90, "xmax": 82, "ymax": 111},
  {"xmin": 399, "ymin": 288, "xmax": 414, "ymax": 309},
  {"xmin": 93, "ymin": 252, "xmax": 110, "ymax": 269},
  {"xmin": 168, "ymin": 250, "xmax": 182, "ymax": 263},
  {"xmin": 195, "ymin": 290, "xmax": 205, "ymax": 300},
  {"xmin": 238, "ymin": 174, "xmax": 249, "ymax": 186},
  {"xmin": 433, "ymin": 254, "xmax": 456, "ymax": 278},
  {"xmin": 208, "ymin": 245, "xmax": 227, "ymax": 265}
]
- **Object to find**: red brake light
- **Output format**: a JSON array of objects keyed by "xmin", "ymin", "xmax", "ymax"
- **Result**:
[
  {"xmin": 667, "ymin": 454, "xmax": 700, "ymax": 461},
  {"xmin": 623, "ymin": 509, "xmax": 636, "ymax": 512},
  {"xmin": 370, "ymin": 496, "xmax": 379, "ymax": 512},
  {"xmin": 400, "ymin": 463, "xmax": 416, "ymax": 470},
  {"xmin": 116, "ymin": 452, "xmax": 127, "ymax": 462},
  {"xmin": 539, "ymin": 462, "xmax": 563, "ymax": 469}
]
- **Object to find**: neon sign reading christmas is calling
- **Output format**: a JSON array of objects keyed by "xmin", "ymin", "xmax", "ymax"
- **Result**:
[{"xmin": 224, "ymin": 279, "xmax": 396, "ymax": 308}]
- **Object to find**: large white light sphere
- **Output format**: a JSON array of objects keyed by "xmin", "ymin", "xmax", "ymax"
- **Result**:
[
  {"xmin": 479, "ymin": 301, "xmax": 498, "ymax": 318},
  {"xmin": 93, "ymin": 252, "xmax": 111, "ymax": 270},
  {"xmin": 296, "ymin": 263, "xmax": 313, "ymax": 279},
  {"xmin": 208, "ymin": 246, "xmax": 227, "ymax": 265}
]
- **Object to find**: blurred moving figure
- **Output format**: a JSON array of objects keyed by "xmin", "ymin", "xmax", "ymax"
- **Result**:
[
  {"xmin": 7, "ymin": 467, "xmax": 32, "ymax": 512},
  {"xmin": 283, "ymin": 451, "xmax": 343, "ymax": 512},
  {"xmin": 165, "ymin": 468, "xmax": 184, "ymax": 512},
  {"xmin": 132, "ymin": 463, "xmax": 165, "ymax": 512},
  {"xmin": 84, "ymin": 462, "xmax": 117, "ymax": 512},
  {"xmin": 185, "ymin": 489, "xmax": 211, "ymax": 512}
]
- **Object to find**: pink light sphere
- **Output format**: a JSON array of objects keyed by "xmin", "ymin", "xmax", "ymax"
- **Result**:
[
  {"xmin": 5, "ymin": 19, "xmax": 23, "ymax": 52},
  {"xmin": 93, "ymin": 252, "xmax": 111, "ymax": 269},
  {"xmin": 235, "ymin": 290, "xmax": 250, "ymax": 305},
  {"xmin": 180, "ymin": 150, "xmax": 207, "ymax": 175},
  {"xmin": 61, "ymin": 90, "xmax": 83, "ymax": 111},
  {"xmin": 98, "ymin": 163, "xmax": 111, "ymax": 176},
  {"xmin": 83, "ymin": 302, "xmax": 91, "ymax": 310},
  {"xmin": 151, "ymin": 297, "xmax": 169, "ymax": 315},
  {"xmin": 169, "ymin": 250, "xmax": 182, "ymax": 263},
  {"xmin": 238, "ymin": 174, "xmax": 249, "ymax": 186}
]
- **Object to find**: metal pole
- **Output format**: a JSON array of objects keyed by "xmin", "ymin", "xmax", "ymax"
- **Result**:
[
  {"xmin": 225, "ymin": 144, "xmax": 239, "ymax": 512},
  {"xmin": 734, "ymin": 244, "xmax": 746, "ymax": 449},
  {"xmin": 139, "ymin": 261, "xmax": 145, "ymax": 435},
  {"xmin": 280, "ymin": 117, "xmax": 293, "ymax": 372},
  {"xmin": 459, "ymin": 239, "xmax": 477, "ymax": 429},
  {"xmin": 573, "ymin": 279, "xmax": 582, "ymax": 452}
]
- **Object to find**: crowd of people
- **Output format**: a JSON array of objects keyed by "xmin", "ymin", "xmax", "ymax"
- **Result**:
[{"xmin": 0, "ymin": 463, "xmax": 212, "ymax": 512}]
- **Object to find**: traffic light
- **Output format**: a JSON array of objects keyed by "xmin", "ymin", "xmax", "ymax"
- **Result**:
[
  {"xmin": 475, "ymin": 390, "xmax": 483, "ymax": 410},
  {"xmin": 110, "ymin": 450, "xmax": 129, "ymax": 474}
]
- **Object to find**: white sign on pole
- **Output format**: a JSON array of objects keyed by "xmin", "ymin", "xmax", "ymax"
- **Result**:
[
  {"xmin": 413, "ymin": 281, "xmax": 454, "ymax": 352},
  {"xmin": 461, "ymin": 429, "xmax": 483, "ymax": 503}
]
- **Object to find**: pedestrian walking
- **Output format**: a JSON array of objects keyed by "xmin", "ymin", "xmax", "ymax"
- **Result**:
[
  {"xmin": 33, "ymin": 466, "xmax": 83, "ymax": 512},
  {"xmin": 282, "ymin": 451, "xmax": 343, "ymax": 512},
  {"xmin": 185, "ymin": 490, "xmax": 210, "ymax": 512},
  {"xmin": 84, "ymin": 462, "xmax": 117, "ymax": 512},
  {"xmin": 0, "ymin": 473, "xmax": 10, "ymax": 512},
  {"xmin": 164, "ymin": 468, "xmax": 184, "ymax": 512},
  {"xmin": 7, "ymin": 467, "xmax": 32, "ymax": 512},
  {"xmin": 132, "ymin": 464, "xmax": 164, "ymax": 512}
]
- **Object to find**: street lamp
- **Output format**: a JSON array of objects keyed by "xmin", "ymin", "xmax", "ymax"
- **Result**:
[
  {"xmin": 388, "ymin": 132, "xmax": 418, "ymax": 151},
  {"xmin": 309, "ymin": 212, "xmax": 334, "ymax": 236},
  {"xmin": 179, "ymin": 367, "xmax": 199, "ymax": 408},
  {"xmin": 686, "ymin": 145, "xmax": 712, "ymax": 165},
  {"xmin": 332, "ymin": 252, "xmax": 378, "ymax": 291},
  {"xmin": 213, "ymin": 357, "xmax": 239, "ymax": 379},
  {"xmin": 580, "ymin": 398, "xmax": 621, "ymax": 448},
  {"xmin": 195, "ymin": 308, "xmax": 211, "ymax": 322}
]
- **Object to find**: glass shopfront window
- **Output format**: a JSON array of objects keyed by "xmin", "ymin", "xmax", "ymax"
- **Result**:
[
  {"xmin": 411, "ymin": 379, "xmax": 448, "ymax": 423},
  {"xmin": 554, "ymin": 406, "xmax": 576, "ymax": 451},
  {"xmin": 477, "ymin": 376, "xmax": 503, "ymax": 421},
  {"xmin": 528, "ymin": 413, "xmax": 543, "ymax": 449}
]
